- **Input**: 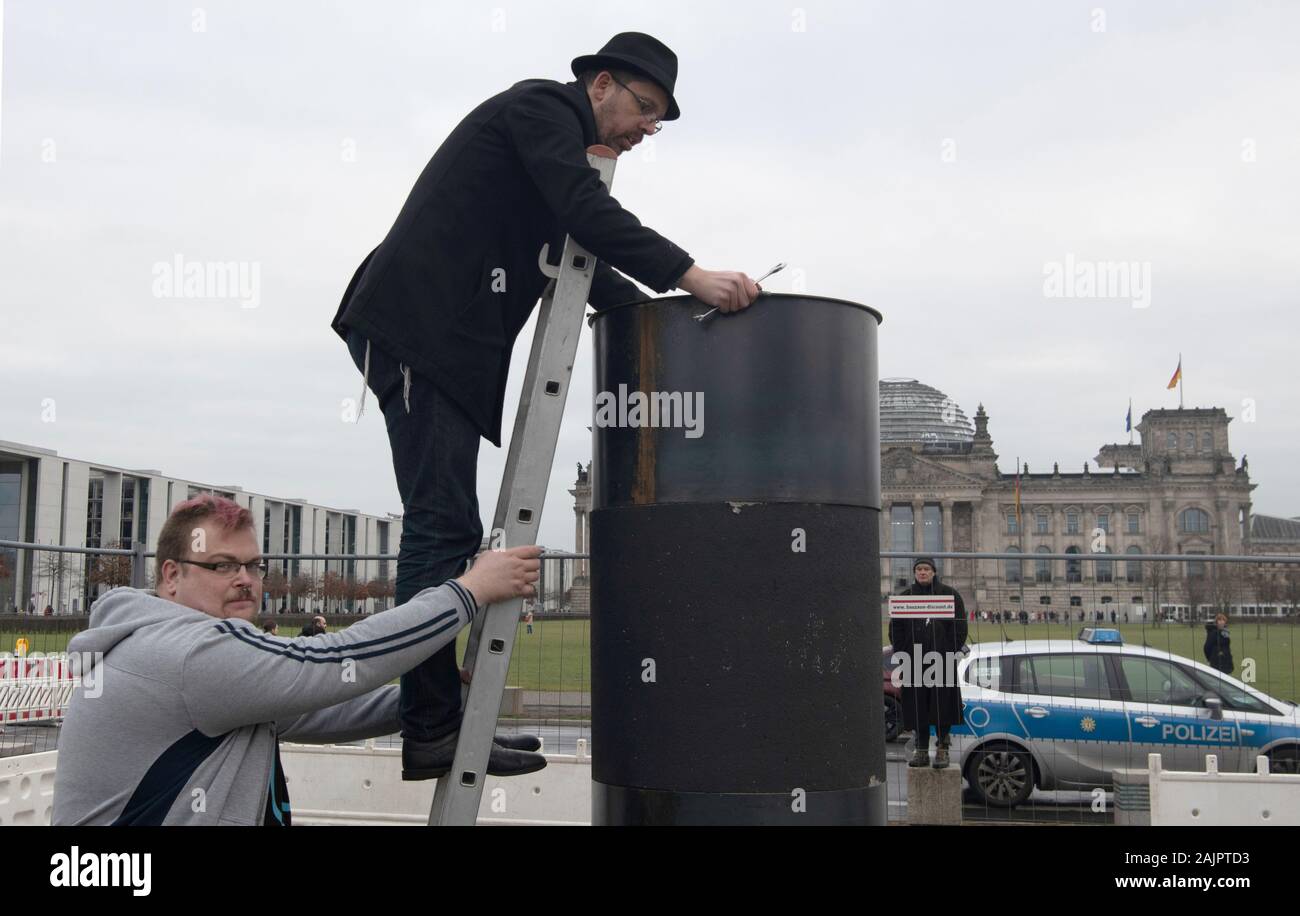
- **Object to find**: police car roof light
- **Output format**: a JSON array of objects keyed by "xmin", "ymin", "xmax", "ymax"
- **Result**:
[{"xmin": 1077, "ymin": 627, "xmax": 1123, "ymax": 645}]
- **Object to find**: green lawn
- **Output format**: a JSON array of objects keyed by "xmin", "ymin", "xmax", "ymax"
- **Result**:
[
  {"xmin": 5, "ymin": 616, "xmax": 1297, "ymax": 702},
  {"xmin": 0, "ymin": 618, "xmax": 593, "ymax": 693}
]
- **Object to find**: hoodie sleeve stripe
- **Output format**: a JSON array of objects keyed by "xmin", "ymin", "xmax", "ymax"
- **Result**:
[
  {"xmin": 214, "ymin": 609, "xmax": 460, "ymax": 663},
  {"xmin": 444, "ymin": 579, "xmax": 477, "ymax": 619},
  {"xmin": 217, "ymin": 604, "xmax": 464, "ymax": 656}
]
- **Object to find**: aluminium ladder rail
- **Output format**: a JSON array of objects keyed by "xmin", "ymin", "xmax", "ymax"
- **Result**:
[{"xmin": 428, "ymin": 145, "xmax": 617, "ymax": 825}]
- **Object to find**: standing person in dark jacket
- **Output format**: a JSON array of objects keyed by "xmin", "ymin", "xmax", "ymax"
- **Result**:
[
  {"xmin": 332, "ymin": 32, "xmax": 761, "ymax": 781},
  {"xmin": 1204, "ymin": 613, "xmax": 1234, "ymax": 674},
  {"xmin": 889, "ymin": 558, "xmax": 969, "ymax": 769}
]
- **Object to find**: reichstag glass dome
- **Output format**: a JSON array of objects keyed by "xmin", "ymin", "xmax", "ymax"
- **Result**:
[{"xmin": 880, "ymin": 378, "xmax": 974, "ymax": 453}]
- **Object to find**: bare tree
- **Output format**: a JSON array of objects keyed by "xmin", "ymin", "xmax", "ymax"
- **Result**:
[
  {"xmin": 87, "ymin": 540, "xmax": 133, "ymax": 594},
  {"xmin": 1184, "ymin": 563, "xmax": 1213, "ymax": 625},
  {"xmin": 1144, "ymin": 535, "xmax": 1174, "ymax": 624},
  {"xmin": 263, "ymin": 568, "xmax": 289, "ymax": 611},
  {"xmin": 1249, "ymin": 564, "xmax": 1283, "ymax": 637},
  {"xmin": 38, "ymin": 550, "xmax": 76, "ymax": 613},
  {"xmin": 1210, "ymin": 562, "xmax": 1244, "ymax": 617},
  {"xmin": 1282, "ymin": 568, "xmax": 1300, "ymax": 619},
  {"xmin": 366, "ymin": 578, "xmax": 394, "ymax": 613},
  {"xmin": 289, "ymin": 573, "xmax": 316, "ymax": 613}
]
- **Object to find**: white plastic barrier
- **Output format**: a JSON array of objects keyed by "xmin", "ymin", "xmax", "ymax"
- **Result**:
[
  {"xmin": 0, "ymin": 744, "xmax": 593, "ymax": 826},
  {"xmin": 0, "ymin": 751, "xmax": 58, "ymax": 825},
  {"xmin": 1148, "ymin": 753, "xmax": 1300, "ymax": 826},
  {"xmin": 280, "ymin": 740, "xmax": 593, "ymax": 825}
]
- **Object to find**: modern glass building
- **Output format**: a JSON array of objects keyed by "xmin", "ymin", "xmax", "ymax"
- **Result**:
[{"xmin": 0, "ymin": 439, "xmax": 402, "ymax": 615}]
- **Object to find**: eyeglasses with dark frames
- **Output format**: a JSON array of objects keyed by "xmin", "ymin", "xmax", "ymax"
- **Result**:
[
  {"xmin": 609, "ymin": 75, "xmax": 664, "ymax": 134},
  {"xmin": 179, "ymin": 558, "xmax": 269, "ymax": 580}
]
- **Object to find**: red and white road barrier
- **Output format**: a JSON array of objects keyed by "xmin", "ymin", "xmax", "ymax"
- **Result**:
[{"xmin": 0, "ymin": 655, "xmax": 77, "ymax": 723}]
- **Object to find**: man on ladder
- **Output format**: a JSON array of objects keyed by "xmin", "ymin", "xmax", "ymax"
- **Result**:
[{"xmin": 331, "ymin": 31, "xmax": 760, "ymax": 782}]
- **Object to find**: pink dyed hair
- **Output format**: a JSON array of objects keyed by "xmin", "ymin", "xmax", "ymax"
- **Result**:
[{"xmin": 155, "ymin": 493, "xmax": 256, "ymax": 581}]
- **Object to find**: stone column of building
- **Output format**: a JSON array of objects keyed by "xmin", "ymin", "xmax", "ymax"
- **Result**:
[
  {"xmin": 941, "ymin": 499, "xmax": 955, "ymax": 579},
  {"xmin": 970, "ymin": 498, "xmax": 986, "ymax": 611},
  {"xmin": 912, "ymin": 500, "xmax": 924, "ymax": 553}
]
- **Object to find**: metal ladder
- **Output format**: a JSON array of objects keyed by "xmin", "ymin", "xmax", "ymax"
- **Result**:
[{"xmin": 427, "ymin": 145, "xmax": 617, "ymax": 825}]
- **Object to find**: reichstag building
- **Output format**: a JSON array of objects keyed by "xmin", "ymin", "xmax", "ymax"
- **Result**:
[{"xmin": 570, "ymin": 379, "xmax": 1297, "ymax": 619}]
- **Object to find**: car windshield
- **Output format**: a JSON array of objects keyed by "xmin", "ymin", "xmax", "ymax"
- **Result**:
[{"xmin": 1184, "ymin": 666, "xmax": 1279, "ymax": 715}]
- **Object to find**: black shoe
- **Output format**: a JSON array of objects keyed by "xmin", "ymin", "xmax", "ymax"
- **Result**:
[
  {"xmin": 908, "ymin": 748, "xmax": 930, "ymax": 768},
  {"xmin": 493, "ymin": 733, "xmax": 542, "ymax": 752},
  {"xmin": 402, "ymin": 732, "xmax": 547, "ymax": 781}
]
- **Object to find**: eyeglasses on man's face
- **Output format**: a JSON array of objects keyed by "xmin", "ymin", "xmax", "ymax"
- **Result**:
[
  {"xmin": 609, "ymin": 75, "xmax": 663, "ymax": 134},
  {"xmin": 180, "ymin": 558, "xmax": 269, "ymax": 580}
]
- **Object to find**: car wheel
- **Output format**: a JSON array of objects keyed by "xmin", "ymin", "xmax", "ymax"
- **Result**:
[
  {"xmin": 884, "ymin": 697, "xmax": 902, "ymax": 742},
  {"xmin": 1267, "ymin": 747, "xmax": 1300, "ymax": 774},
  {"xmin": 967, "ymin": 743, "xmax": 1034, "ymax": 808}
]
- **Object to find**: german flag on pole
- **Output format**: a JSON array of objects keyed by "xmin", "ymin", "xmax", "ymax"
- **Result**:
[{"xmin": 1166, "ymin": 357, "xmax": 1181, "ymax": 390}]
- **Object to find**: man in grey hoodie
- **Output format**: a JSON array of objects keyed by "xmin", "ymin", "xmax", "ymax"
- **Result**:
[{"xmin": 53, "ymin": 493, "xmax": 541, "ymax": 825}]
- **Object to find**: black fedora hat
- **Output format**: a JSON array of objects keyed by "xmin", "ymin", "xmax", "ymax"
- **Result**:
[{"xmin": 571, "ymin": 32, "xmax": 681, "ymax": 121}]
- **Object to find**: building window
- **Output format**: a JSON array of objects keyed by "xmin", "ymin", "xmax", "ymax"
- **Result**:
[
  {"xmin": 85, "ymin": 475, "xmax": 104, "ymax": 548},
  {"xmin": 1096, "ymin": 549, "xmax": 1114, "ymax": 583},
  {"xmin": 1005, "ymin": 546, "xmax": 1022, "ymax": 584},
  {"xmin": 1007, "ymin": 512, "xmax": 1019, "ymax": 535},
  {"xmin": 136, "ymin": 479, "xmax": 149, "ymax": 548},
  {"xmin": 1035, "ymin": 546, "xmax": 1052, "ymax": 583},
  {"xmin": 1186, "ymin": 551, "xmax": 1206, "ymax": 578},
  {"xmin": 1036, "ymin": 512, "xmax": 1049, "ymax": 534},
  {"xmin": 1125, "ymin": 545, "xmax": 1143, "ymax": 583},
  {"xmin": 1070, "ymin": 596, "xmax": 1082, "ymax": 607},
  {"xmin": 0, "ymin": 464, "xmax": 22, "ymax": 613},
  {"xmin": 921, "ymin": 505, "xmax": 942, "ymax": 577},
  {"xmin": 1179, "ymin": 507, "xmax": 1210, "ymax": 533},
  {"xmin": 1096, "ymin": 512, "xmax": 1110, "ymax": 534},
  {"xmin": 1184, "ymin": 432, "xmax": 1195, "ymax": 451},
  {"xmin": 119, "ymin": 477, "xmax": 136, "ymax": 548},
  {"xmin": 1039, "ymin": 595, "xmax": 1051, "ymax": 605},
  {"xmin": 1202, "ymin": 431, "xmax": 1213, "ymax": 451},
  {"xmin": 890, "ymin": 505, "xmax": 914, "ymax": 589},
  {"xmin": 1066, "ymin": 511, "xmax": 1079, "ymax": 534},
  {"xmin": 1065, "ymin": 546, "xmax": 1082, "ymax": 583},
  {"xmin": 1127, "ymin": 512, "xmax": 1139, "ymax": 534},
  {"xmin": 1166, "ymin": 432, "xmax": 1177, "ymax": 449}
]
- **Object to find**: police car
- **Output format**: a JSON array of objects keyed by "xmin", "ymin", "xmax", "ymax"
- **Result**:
[{"xmin": 941, "ymin": 628, "xmax": 1300, "ymax": 807}]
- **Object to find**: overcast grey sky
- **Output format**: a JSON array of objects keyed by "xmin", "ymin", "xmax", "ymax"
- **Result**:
[{"xmin": 2, "ymin": 0, "xmax": 1297, "ymax": 549}]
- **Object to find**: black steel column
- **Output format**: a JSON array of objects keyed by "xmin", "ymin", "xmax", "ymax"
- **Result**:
[{"xmin": 589, "ymin": 294, "xmax": 885, "ymax": 825}]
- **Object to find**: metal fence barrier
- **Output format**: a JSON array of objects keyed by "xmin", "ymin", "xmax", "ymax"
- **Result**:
[{"xmin": 2, "ymin": 541, "xmax": 1298, "ymax": 825}]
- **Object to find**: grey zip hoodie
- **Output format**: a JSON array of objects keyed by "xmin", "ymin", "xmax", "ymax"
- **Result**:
[{"xmin": 52, "ymin": 580, "xmax": 476, "ymax": 825}]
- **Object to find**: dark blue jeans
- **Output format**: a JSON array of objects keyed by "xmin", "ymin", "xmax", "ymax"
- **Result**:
[{"xmin": 345, "ymin": 326, "xmax": 483, "ymax": 741}]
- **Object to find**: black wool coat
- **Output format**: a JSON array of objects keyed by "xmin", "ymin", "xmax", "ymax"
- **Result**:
[
  {"xmin": 332, "ymin": 78, "xmax": 694, "ymax": 447},
  {"xmin": 1203, "ymin": 623, "xmax": 1233, "ymax": 675},
  {"xmin": 888, "ymin": 580, "xmax": 969, "ymax": 732}
]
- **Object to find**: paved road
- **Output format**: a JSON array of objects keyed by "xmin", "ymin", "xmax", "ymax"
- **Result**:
[{"xmin": 5, "ymin": 723, "xmax": 1111, "ymax": 823}]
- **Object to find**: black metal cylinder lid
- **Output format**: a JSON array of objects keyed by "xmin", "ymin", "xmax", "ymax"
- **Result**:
[{"xmin": 589, "ymin": 294, "xmax": 882, "ymax": 510}]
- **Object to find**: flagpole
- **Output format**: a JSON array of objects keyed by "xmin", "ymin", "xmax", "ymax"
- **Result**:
[
  {"xmin": 1016, "ymin": 456, "xmax": 1025, "ymax": 622},
  {"xmin": 1127, "ymin": 398, "xmax": 1133, "ymax": 445},
  {"xmin": 1179, "ymin": 352, "xmax": 1184, "ymax": 408}
]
